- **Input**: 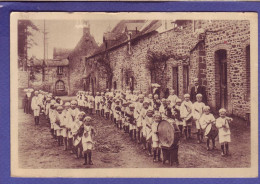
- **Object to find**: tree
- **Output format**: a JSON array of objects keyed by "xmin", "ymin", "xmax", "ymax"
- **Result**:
[{"xmin": 18, "ymin": 20, "xmax": 39, "ymax": 71}]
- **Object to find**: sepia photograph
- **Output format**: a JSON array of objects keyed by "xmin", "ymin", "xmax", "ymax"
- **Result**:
[{"xmin": 10, "ymin": 12, "xmax": 258, "ymax": 178}]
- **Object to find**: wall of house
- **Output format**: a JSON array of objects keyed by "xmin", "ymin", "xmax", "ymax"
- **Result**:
[
  {"xmin": 68, "ymin": 31, "xmax": 99, "ymax": 95},
  {"xmin": 29, "ymin": 66, "xmax": 69, "ymax": 96},
  {"xmin": 86, "ymin": 20, "xmax": 250, "ymax": 118}
]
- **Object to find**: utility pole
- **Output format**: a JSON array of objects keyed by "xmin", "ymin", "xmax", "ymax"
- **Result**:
[{"xmin": 42, "ymin": 20, "xmax": 48, "ymax": 82}]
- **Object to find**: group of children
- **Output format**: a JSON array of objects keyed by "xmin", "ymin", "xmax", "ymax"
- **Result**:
[
  {"xmin": 76, "ymin": 88, "xmax": 233, "ymax": 159},
  {"xmin": 24, "ymin": 87, "xmax": 233, "ymax": 167},
  {"xmin": 26, "ymin": 89, "xmax": 96, "ymax": 165}
]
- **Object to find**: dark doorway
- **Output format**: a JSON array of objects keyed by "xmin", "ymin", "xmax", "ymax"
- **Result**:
[
  {"xmin": 215, "ymin": 49, "xmax": 228, "ymax": 110},
  {"xmin": 113, "ymin": 81, "xmax": 117, "ymax": 90},
  {"xmin": 172, "ymin": 67, "xmax": 179, "ymax": 96}
]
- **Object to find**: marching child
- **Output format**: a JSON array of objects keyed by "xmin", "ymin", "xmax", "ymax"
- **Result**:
[
  {"xmin": 49, "ymin": 101, "xmax": 56, "ymax": 138},
  {"xmin": 180, "ymin": 94, "xmax": 193, "ymax": 140},
  {"xmin": 31, "ymin": 91, "xmax": 41, "ymax": 125},
  {"xmin": 151, "ymin": 112, "xmax": 162, "ymax": 162},
  {"xmin": 126, "ymin": 104, "xmax": 136, "ymax": 140},
  {"xmin": 216, "ymin": 108, "xmax": 233, "ymax": 156},
  {"xmin": 115, "ymin": 99, "xmax": 122, "ymax": 129},
  {"xmin": 135, "ymin": 94, "xmax": 144, "ymax": 143},
  {"xmin": 95, "ymin": 92, "xmax": 101, "ymax": 116},
  {"xmin": 104, "ymin": 93, "xmax": 110, "ymax": 120},
  {"xmin": 71, "ymin": 111, "xmax": 86, "ymax": 158},
  {"xmin": 167, "ymin": 89, "xmax": 178, "ymax": 108},
  {"xmin": 88, "ymin": 92, "xmax": 95, "ymax": 115},
  {"xmin": 61, "ymin": 102, "xmax": 71, "ymax": 151},
  {"xmin": 145, "ymin": 109, "xmax": 154, "ymax": 156},
  {"xmin": 140, "ymin": 100, "xmax": 150, "ymax": 149},
  {"xmin": 54, "ymin": 105, "xmax": 64, "ymax": 146},
  {"xmin": 193, "ymin": 94, "xmax": 206, "ymax": 143},
  {"xmin": 121, "ymin": 100, "xmax": 129, "ymax": 133},
  {"xmin": 68, "ymin": 100, "xmax": 80, "ymax": 152},
  {"xmin": 173, "ymin": 99, "xmax": 183, "ymax": 136},
  {"xmin": 199, "ymin": 106, "xmax": 217, "ymax": 151},
  {"xmin": 100, "ymin": 92, "xmax": 105, "ymax": 117},
  {"xmin": 153, "ymin": 94, "xmax": 161, "ymax": 112},
  {"xmin": 82, "ymin": 116, "xmax": 96, "ymax": 165}
]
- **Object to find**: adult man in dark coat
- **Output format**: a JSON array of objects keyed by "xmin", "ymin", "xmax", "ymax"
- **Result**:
[{"xmin": 190, "ymin": 78, "xmax": 207, "ymax": 104}]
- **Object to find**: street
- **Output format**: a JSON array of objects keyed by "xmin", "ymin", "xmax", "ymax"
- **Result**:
[{"xmin": 18, "ymin": 108, "xmax": 251, "ymax": 168}]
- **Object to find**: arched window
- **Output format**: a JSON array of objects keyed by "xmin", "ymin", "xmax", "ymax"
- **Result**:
[{"xmin": 55, "ymin": 80, "xmax": 65, "ymax": 91}]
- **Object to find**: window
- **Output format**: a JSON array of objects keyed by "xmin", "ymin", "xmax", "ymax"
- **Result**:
[
  {"xmin": 57, "ymin": 66, "xmax": 63, "ymax": 75},
  {"xmin": 56, "ymin": 80, "xmax": 65, "ymax": 91}
]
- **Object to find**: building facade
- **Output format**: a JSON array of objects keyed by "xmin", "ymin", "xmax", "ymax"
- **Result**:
[{"xmin": 82, "ymin": 20, "xmax": 250, "ymax": 118}]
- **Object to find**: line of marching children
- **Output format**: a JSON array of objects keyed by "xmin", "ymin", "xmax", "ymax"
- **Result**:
[
  {"xmin": 76, "ymin": 88, "xmax": 233, "ymax": 160},
  {"xmin": 25, "ymin": 88, "xmax": 233, "ymax": 167}
]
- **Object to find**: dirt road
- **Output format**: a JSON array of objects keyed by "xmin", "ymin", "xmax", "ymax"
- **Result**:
[{"xmin": 18, "ymin": 109, "xmax": 250, "ymax": 168}]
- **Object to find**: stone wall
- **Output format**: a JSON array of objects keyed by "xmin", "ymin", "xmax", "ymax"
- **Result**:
[
  {"xmin": 68, "ymin": 31, "xmax": 99, "ymax": 95},
  {"xmin": 85, "ymin": 20, "xmax": 250, "ymax": 118}
]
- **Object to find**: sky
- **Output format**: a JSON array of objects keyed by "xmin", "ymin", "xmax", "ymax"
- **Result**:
[{"xmin": 28, "ymin": 19, "xmax": 119, "ymax": 59}]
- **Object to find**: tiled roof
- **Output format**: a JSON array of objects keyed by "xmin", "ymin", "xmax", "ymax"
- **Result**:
[{"xmin": 30, "ymin": 59, "xmax": 69, "ymax": 67}]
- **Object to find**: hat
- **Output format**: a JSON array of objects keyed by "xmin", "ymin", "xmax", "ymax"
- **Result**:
[
  {"xmin": 138, "ymin": 94, "xmax": 144, "ymax": 98},
  {"xmin": 196, "ymin": 93, "xmax": 203, "ymax": 98},
  {"xmin": 83, "ymin": 116, "xmax": 92, "ymax": 123},
  {"xmin": 153, "ymin": 112, "xmax": 162, "ymax": 118},
  {"xmin": 96, "ymin": 92, "xmax": 100, "ymax": 95},
  {"xmin": 71, "ymin": 100, "xmax": 77, "ymax": 105},
  {"xmin": 184, "ymin": 94, "xmax": 190, "ymax": 98},
  {"xmin": 219, "ymin": 108, "xmax": 227, "ymax": 113},
  {"xmin": 204, "ymin": 106, "xmax": 210, "ymax": 111},
  {"xmin": 176, "ymin": 98, "xmax": 182, "ymax": 103},
  {"xmin": 34, "ymin": 91, "xmax": 39, "ymax": 94},
  {"xmin": 129, "ymin": 104, "xmax": 135, "ymax": 109},
  {"xmin": 143, "ymin": 100, "xmax": 149, "ymax": 104},
  {"xmin": 64, "ymin": 102, "xmax": 71, "ymax": 106},
  {"xmin": 57, "ymin": 105, "xmax": 63, "ymax": 110}
]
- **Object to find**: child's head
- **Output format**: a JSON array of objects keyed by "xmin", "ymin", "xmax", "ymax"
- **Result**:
[
  {"xmin": 70, "ymin": 100, "xmax": 77, "ymax": 109},
  {"xmin": 154, "ymin": 94, "xmax": 159, "ymax": 100},
  {"xmin": 147, "ymin": 109, "xmax": 154, "ymax": 117},
  {"xmin": 64, "ymin": 102, "xmax": 71, "ymax": 110},
  {"xmin": 153, "ymin": 112, "xmax": 162, "ymax": 123},
  {"xmin": 176, "ymin": 98, "xmax": 182, "ymax": 106},
  {"xmin": 166, "ymin": 99, "xmax": 171, "ymax": 106},
  {"xmin": 96, "ymin": 92, "xmax": 100, "ymax": 96},
  {"xmin": 170, "ymin": 89, "xmax": 175, "ymax": 95},
  {"xmin": 143, "ymin": 100, "xmax": 149, "ymax": 109},
  {"xmin": 196, "ymin": 94, "xmax": 203, "ymax": 102},
  {"xmin": 204, "ymin": 106, "xmax": 210, "ymax": 115},
  {"xmin": 34, "ymin": 91, "xmax": 39, "ymax": 97},
  {"xmin": 57, "ymin": 105, "xmax": 63, "ymax": 114},
  {"xmin": 148, "ymin": 94, "xmax": 153, "ymax": 99},
  {"xmin": 78, "ymin": 111, "xmax": 86, "ymax": 121},
  {"xmin": 83, "ymin": 116, "xmax": 93, "ymax": 126},
  {"xmin": 129, "ymin": 104, "xmax": 135, "ymax": 111},
  {"xmin": 184, "ymin": 94, "xmax": 190, "ymax": 102},
  {"xmin": 219, "ymin": 108, "xmax": 227, "ymax": 118},
  {"xmin": 138, "ymin": 94, "xmax": 144, "ymax": 103},
  {"xmin": 161, "ymin": 98, "xmax": 167, "ymax": 105}
]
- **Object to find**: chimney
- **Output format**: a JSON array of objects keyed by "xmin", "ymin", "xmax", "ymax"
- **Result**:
[{"xmin": 83, "ymin": 21, "xmax": 90, "ymax": 35}]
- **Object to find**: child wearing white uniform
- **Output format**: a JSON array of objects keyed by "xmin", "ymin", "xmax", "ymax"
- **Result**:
[
  {"xmin": 180, "ymin": 94, "xmax": 193, "ymax": 140},
  {"xmin": 151, "ymin": 112, "xmax": 162, "ymax": 162},
  {"xmin": 167, "ymin": 89, "xmax": 178, "ymax": 108},
  {"xmin": 31, "ymin": 91, "xmax": 41, "ymax": 125},
  {"xmin": 199, "ymin": 106, "xmax": 216, "ymax": 151},
  {"xmin": 54, "ymin": 105, "xmax": 64, "ymax": 146},
  {"xmin": 95, "ymin": 92, "xmax": 101, "ymax": 116},
  {"xmin": 216, "ymin": 108, "xmax": 233, "ymax": 156},
  {"xmin": 82, "ymin": 116, "xmax": 96, "ymax": 165},
  {"xmin": 192, "ymin": 94, "xmax": 206, "ymax": 143},
  {"xmin": 61, "ymin": 102, "xmax": 71, "ymax": 151}
]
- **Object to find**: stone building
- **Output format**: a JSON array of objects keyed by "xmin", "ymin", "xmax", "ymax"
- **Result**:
[
  {"xmin": 67, "ymin": 24, "xmax": 99, "ymax": 95},
  {"xmin": 28, "ymin": 58, "xmax": 70, "ymax": 96},
  {"xmin": 82, "ymin": 20, "xmax": 250, "ymax": 118}
]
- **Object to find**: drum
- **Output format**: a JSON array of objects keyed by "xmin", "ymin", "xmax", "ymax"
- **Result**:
[
  {"xmin": 204, "ymin": 123, "xmax": 218, "ymax": 138},
  {"xmin": 158, "ymin": 119, "xmax": 181, "ymax": 148}
]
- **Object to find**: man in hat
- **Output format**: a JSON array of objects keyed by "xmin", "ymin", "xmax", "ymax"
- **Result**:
[
  {"xmin": 31, "ymin": 91, "xmax": 41, "ymax": 125},
  {"xmin": 190, "ymin": 78, "xmax": 207, "ymax": 104}
]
